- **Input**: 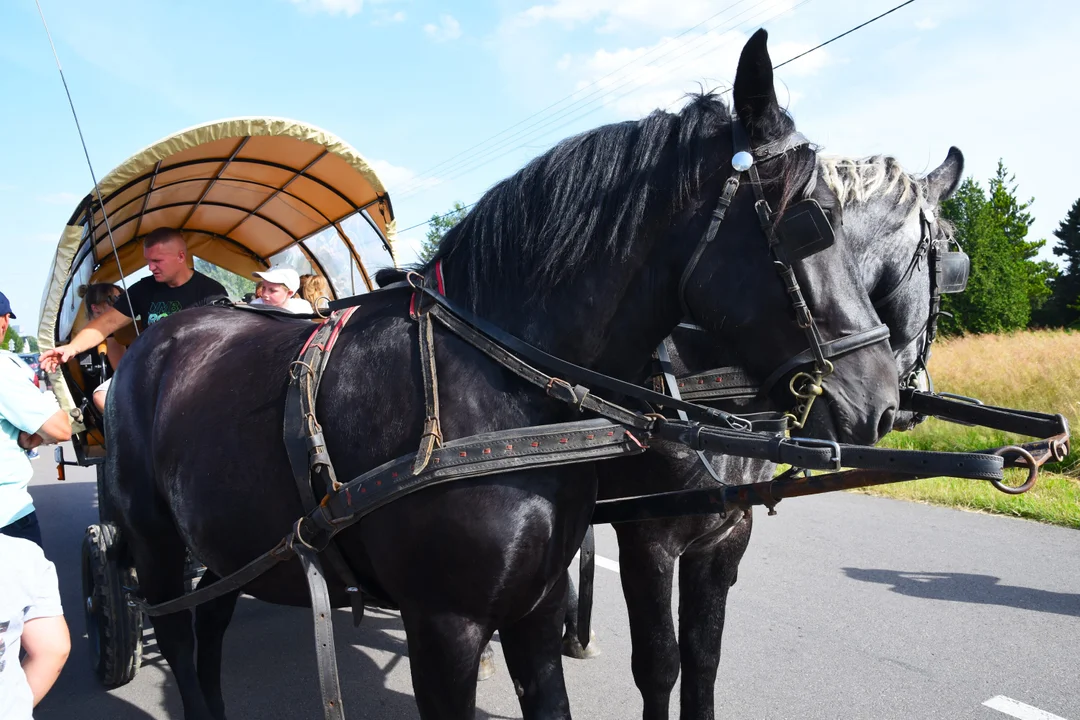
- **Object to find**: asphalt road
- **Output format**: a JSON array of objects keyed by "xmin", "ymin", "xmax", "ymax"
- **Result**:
[{"xmin": 25, "ymin": 446, "xmax": 1080, "ymax": 719}]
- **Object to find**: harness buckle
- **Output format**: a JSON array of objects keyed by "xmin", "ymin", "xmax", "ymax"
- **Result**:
[{"xmin": 786, "ymin": 437, "xmax": 842, "ymax": 471}]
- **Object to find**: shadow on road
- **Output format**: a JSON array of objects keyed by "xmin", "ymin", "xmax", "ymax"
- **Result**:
[{"xmin": 842, "ymin": 567, "xmax": 1080, "ymax": 618}]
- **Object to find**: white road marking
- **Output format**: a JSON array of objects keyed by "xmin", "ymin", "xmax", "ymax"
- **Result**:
[
  {"xmin": 595, "ymin": 555, "xmax": 620, "ymax": 573},
  {"xmin": 983, "ymin": 696, "xmax": 1069, "ymax": 720}
]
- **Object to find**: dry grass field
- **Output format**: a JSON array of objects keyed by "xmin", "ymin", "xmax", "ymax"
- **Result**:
[{"xmin": 858, "ymin": 330, "xmax": 1080, "ymax": 528}]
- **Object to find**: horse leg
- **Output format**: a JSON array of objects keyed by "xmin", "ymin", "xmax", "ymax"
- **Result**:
[
  {"xmin": 401, "ymin": 609, "xmax": 489, "ymax": 719},
  {"xmin": 676, "ymin": 516, "xmax": 752, "ymax": 720},
  {"xmin": 193, "ymin": 570, "xmax": 241, "ymax": 720},
  {"xmin": 500, "ymin": 572, "xmax": 572, "ymax": 720},
  {"xmin": 129, "ymin": 532, "xmax": 216, "ymax": 720},
  {"xmin": 614, "ymin": 527, "xmax": 679, "ymax": 720}
]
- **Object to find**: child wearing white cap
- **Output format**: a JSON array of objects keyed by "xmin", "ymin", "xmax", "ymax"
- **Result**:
[{"xmin": 251, "ymin": 266, "xmax": 314, "ymax": 314}]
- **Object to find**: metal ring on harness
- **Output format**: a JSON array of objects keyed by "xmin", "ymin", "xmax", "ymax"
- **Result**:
[
  {"xmin": 290, "ymin": 360, "xmax": 316, "ymax": 382},
  {"xmin": 290, "ymin": 517, "xmax": 321, "ymax": 552},
  {"xmin": 315, "ymin": 297, "xmax": 332, "ymax": 319},
  {"xmin": 990, "ymin": 445, "xmax": 1039, "ymax": 495}
]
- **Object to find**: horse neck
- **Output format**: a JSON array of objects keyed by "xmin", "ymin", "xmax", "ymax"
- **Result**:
[{"xmin": 440, "ymin": 249, "xmax": 683, "ymax": 379}]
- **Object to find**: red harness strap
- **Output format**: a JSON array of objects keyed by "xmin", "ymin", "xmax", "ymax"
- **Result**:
[{"xmin": 299, "ymin": 306, "xmax": 358, "ymax": 358}]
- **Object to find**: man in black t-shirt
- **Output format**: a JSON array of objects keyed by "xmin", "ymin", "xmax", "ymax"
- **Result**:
[{"xmin": 40, "ymin": 227, "xmax": 228, "ymax": 374}]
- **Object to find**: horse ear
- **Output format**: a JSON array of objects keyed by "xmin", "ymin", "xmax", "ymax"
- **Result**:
[
  {"xmin": 926, "ymin": 147, "xmax": 964, "ymax": 206},
  {"xmin": 733, "ymin": 29, "xmax": 780, "ymax": 142}
]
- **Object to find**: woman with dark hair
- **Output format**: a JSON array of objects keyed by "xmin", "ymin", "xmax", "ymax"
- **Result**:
[{"xmin": 77, "ymin": 283, "xmax": 125, "ymax": 412}]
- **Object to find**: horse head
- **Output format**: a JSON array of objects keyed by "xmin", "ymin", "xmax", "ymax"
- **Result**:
[
  {"xmin": 676, "ymin": 30, "xmax": 902, "ymax": 445},
  {"xmin": 816, "ymin": 149, "xmax": 966, "ymax": 431}
]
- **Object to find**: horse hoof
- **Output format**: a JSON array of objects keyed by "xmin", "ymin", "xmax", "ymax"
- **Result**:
[
  {"xmin": 561, "ymin": 631, "xmax": 601, "ymax": 660},
  {"xmin": 477, "ymin": 644, "xmax": 497, "ymax": 681}
]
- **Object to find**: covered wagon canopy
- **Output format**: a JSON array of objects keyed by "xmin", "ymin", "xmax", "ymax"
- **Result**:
[{"xmin": 39, "ymin": 116, "xmax": 399, "ymax": 354}]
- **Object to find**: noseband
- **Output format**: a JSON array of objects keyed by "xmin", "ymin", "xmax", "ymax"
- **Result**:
[{"xmin": 678, "ymin": 121, "xmax": 891, "ymax": 429}]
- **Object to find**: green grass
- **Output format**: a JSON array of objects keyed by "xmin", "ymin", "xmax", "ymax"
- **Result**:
[{"xmin": 853, "ymin": 329, "xmax": 1080, "ymax": 528}]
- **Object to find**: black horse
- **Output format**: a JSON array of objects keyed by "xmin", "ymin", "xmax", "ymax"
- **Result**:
[
  {"xmin": 564, "ymin": 151, "xmax": 964, "ymax": 720},
  {"xmin": 105, "ymin": 31, "xmax": 900, "ymax": 720}
]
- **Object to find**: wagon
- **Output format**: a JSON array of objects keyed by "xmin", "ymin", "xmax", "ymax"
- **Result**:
[{"xmin": 38, "ymin": 117, "xmax": 399, "ymax": 686}]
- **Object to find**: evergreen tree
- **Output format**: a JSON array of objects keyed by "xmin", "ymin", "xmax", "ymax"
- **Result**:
[
  {"xmin": 1042, "ymin": 198, "xmax": 1080, "ymax": 327},
  {"xmin": 2, "ymin": 324, "xmax": 18, "ymax": 353},
  {"xmin": 419, "ymin": 201, "xmax": 469, "ymax": 263},
  {"xmin": 939, "ymin": 162, "xmax": 1054, "ymax": 333}
]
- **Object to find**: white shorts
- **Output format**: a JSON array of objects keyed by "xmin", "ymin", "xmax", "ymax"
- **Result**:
[{"xmin": 94, "ymin": 377, "xmax": 112, "ymax": 397}]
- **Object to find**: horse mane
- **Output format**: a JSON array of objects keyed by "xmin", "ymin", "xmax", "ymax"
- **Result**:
[
  {"xmin": 815, "ymin": 155, "xmax": 926, "ymax": 216},
  {"xmin": 427, "ymin": 91, "xmax": 815, "ymax": 307}
]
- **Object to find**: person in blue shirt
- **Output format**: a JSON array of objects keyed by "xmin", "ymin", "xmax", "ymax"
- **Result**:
[{"xmin": 0, "ymin": 291, "xmax": 72, "ymax": 548}]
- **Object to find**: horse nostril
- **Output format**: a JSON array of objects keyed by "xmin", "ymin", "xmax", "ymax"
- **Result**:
[{"xmin": 877, "ymin": 407, "xmax": 896, "ymax": 441}]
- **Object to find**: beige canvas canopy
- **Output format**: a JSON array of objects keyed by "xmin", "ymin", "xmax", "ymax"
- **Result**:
[{"xmin": 38, "ymin": 117, "xmax": 399, "ymax": 430}]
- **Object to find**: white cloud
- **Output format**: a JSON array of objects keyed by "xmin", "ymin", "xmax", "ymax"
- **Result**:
[
  {"xmin": 369, "ymin": 159, "xmax": 441, "ymax": 194},
  {"xmin": 287, "ymin": 0, "xmax": 363, "ymax": 16},
  {"xmin": 36, "ymin": 192, "xmax": 81, "ymax": 206},
  {"xmin": 915, "ymin": 17, "xmax": 939, "ymax": 31},
  {"xmin": 563, "ymin": 30, "xmax": 830, "ymax": 118},
  {"xmin": 516, "ymin": 0, "xmax": 734, "ymax": 33},
  {"xmin": 424, "ymin": 14, "xmax": 462, "ymax": 42},
  {"xmin": 372, "ymin": 9, "xmax": 406, "ymax": 25}
]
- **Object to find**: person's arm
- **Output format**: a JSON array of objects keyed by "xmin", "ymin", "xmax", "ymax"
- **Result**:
[
  {"xmin": 106, "ymin": 336, "xmax": 126, "ymax": 370},
  {"xmin": 21, "ymin": 615, "xmax": 70, "ymax": 706},
  {"xmin": 39, "ymin": 306, "xmax": 132, "ymax": 373},
  {"xmin": 17, "ymin": 408, "xmax": 72, "ymax": 449}
]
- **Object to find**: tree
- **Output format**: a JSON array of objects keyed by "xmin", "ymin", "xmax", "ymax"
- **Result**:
[
  {"xmin": 194, "ymin": 258, "xmax": 256, "ymax": 300},
  {"xmin": 939, "ymin": 161, "xmax": 1054, "ymax": 334},
  {"xmin": 2, "ymin": 324, "xmax": 18, "ymax": 353},
  {"xmin": 419, "ymin": 201, "xmax": 469, "ymax": 263},
  {"xmin": 1039, "ymin": 197, "xmax": 1080, "ymax": 327}
]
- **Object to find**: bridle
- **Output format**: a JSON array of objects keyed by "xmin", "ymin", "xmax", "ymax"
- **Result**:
[
  {"xmin": 871, "ymin": 202, "xmax": 970, "ymax": 408},
  {"xmin": 678, "ymin": 120, "xmax": 891, "ymax": 429}
]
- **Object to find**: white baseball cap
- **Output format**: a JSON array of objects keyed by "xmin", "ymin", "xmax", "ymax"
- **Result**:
[{"xmin": 253, "ymin": 265, "xmax": 300, "ymax": 293}]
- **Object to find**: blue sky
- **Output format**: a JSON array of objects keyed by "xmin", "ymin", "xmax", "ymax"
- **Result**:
[{"xmin": 2, "ymin": 0, "xmax": 1078, "ymax": 331}]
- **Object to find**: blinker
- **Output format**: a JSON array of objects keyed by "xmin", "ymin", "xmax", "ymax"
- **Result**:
[
  {"xmin": 940, "ymin": 251, "xmax": 970, "ymax": 294},
  {"xmin": 732, "ymin": 151, "xmax": 754, "ymax": 172},
  {"xmin": 776, "ymin": 199, "xmax": 835, "ymax": 260}
]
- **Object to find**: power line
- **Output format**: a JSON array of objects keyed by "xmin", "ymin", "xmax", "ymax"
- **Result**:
[
  {"xmin": 393, "ymin": 0, "xmax": 763, "ymax": 196},
  {"xmin": 398, "ymin": 0, "xmax": 920, "ymax": 234},
  {"xmin": 396, "ymin": 0, "xmax": 808, "ymax": 199},
  {"xmin": 774, "ymin": 0, "xmax": 916, "ymax": 69}
]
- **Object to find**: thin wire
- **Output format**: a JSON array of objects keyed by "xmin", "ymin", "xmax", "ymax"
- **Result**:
[
  {"xmin": 398, "ymin": 203, "xmax": 479, "ymax": 235},
  {"xmin": 773, "ymin": 0, "xmax": 916, "ymax": 69},
  {"xmin": 34, "ymin": 0, "xmax": 140, "ymax": 335},
  {"xmin": 397, "ymin": 0, "xmax": 797, "ymax": 198},
  {"xmin": 393, "ymin": 0, "xmax": 761, "ymax": 196}
]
